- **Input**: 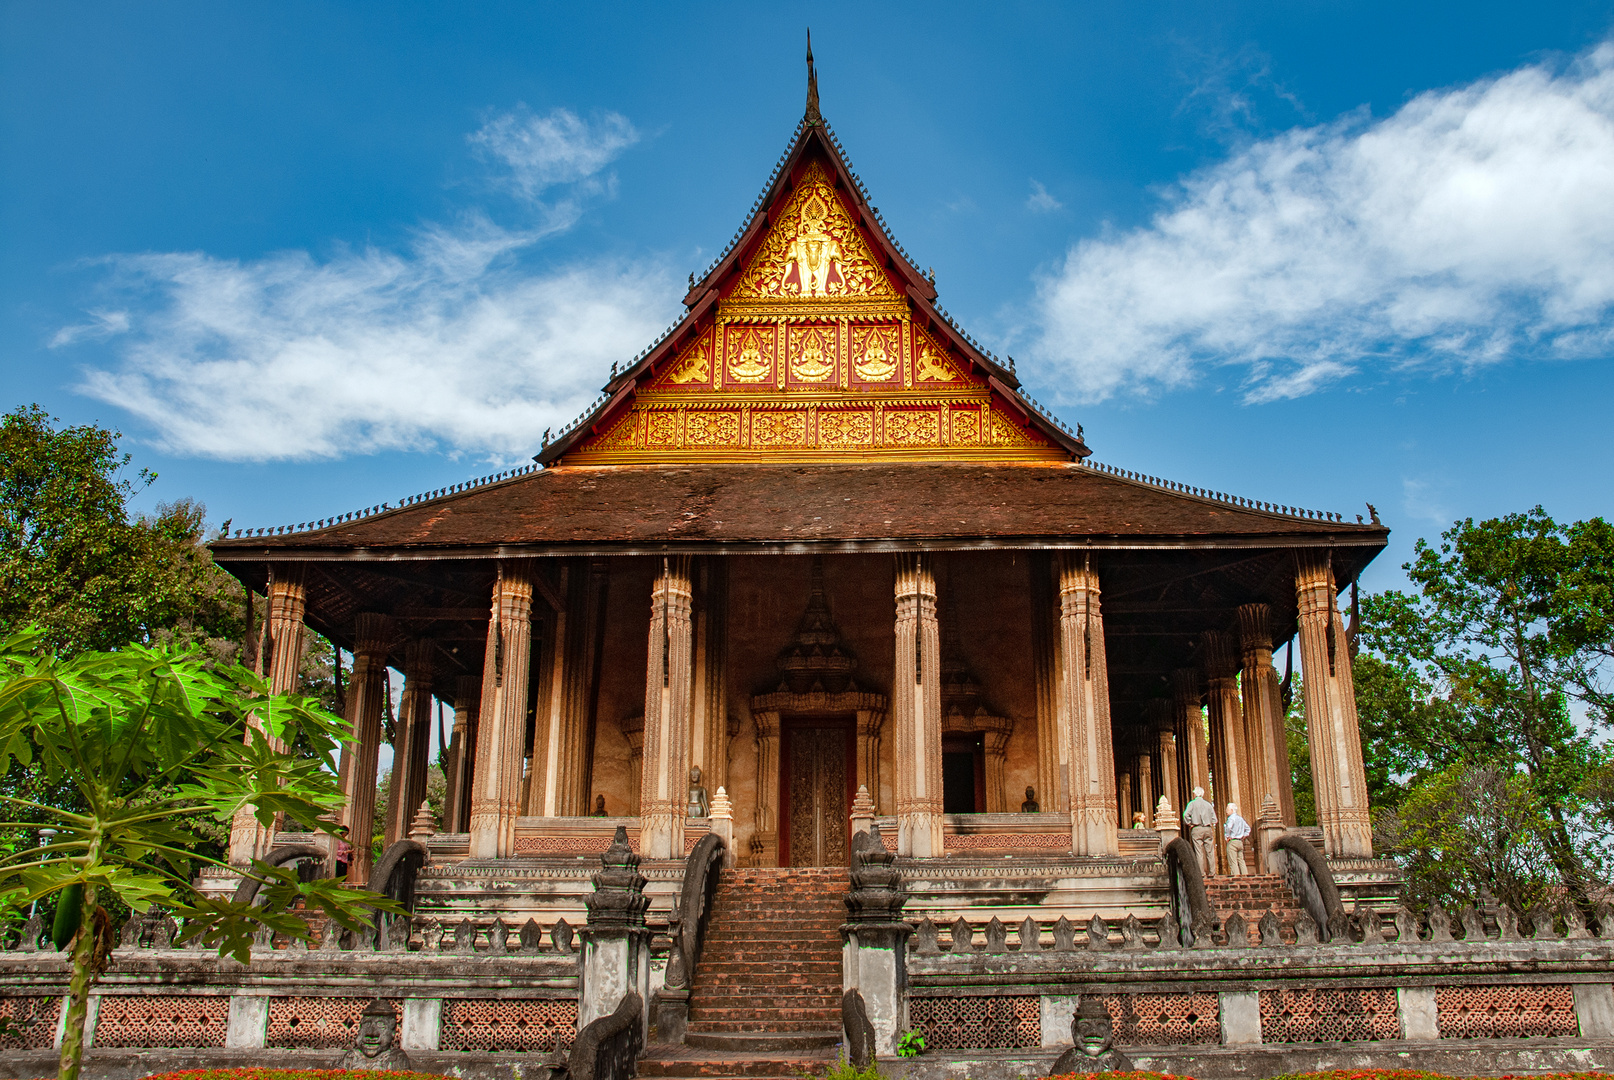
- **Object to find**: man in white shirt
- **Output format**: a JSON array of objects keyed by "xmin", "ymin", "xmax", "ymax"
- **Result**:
[
  {"xmin": 1223, "ymin": 802, "xmax": 1251, "ymax": 876},
  {"xmin": 1181, "ymin": 786, "xmax": 1218, "ymax": 877}
]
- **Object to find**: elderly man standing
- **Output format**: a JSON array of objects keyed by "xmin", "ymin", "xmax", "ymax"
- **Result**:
[
  {"xmin": 1181, "ymin": 786, "xmax": 1218, "ymax": 877},
  {"xmin": 1224, "ymin": 802, "xmax": 1251, "ymax": 876}
]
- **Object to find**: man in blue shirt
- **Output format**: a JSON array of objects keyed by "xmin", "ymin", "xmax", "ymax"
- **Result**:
[{"xmin": 1223, "ymin": 802, "xmax": 1251, "ymax": 876}]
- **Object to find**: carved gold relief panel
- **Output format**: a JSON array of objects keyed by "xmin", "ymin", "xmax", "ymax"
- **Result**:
[
  {"xmin": 949, "ymin": 406, "xmax": 983, "ymax": 447},
  {"xmin": 849, "ymin": 323, "xmax": 902, "ymax": 387},
  {"xmin": 787, "ymin": 324, "xmax": 839, "ymax": 385},
  {"xmin": 818, "ymin": 409, "xmax": 875, "ymax": 449},
  {"xmin": 914, "ymin": 326, "xmax": 970, "ymax": 385},
  {"xmin": 659, "ymin": 327, "xmax": 717, "ymax": 389},
  {"xmin": 732, "ymin": 162, "xmax": 895, "ymax": 301},
  {"xmin": 751, "ymin": 409, "xmax": 809, "ymax": 448},
  {"xmin": 685, "ymin": 409, "xmax": 743, "ymax": 448},
  {"xmin": 724, "ymin": 323, "xmax": 777, "ymax": 386},
  {"xmin": 884, "ymin": 409, "xmax": 941, "ymax": 447}
]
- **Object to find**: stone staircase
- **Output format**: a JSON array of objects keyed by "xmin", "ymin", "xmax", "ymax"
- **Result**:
[
  {"xmin": 1204, "ymin": 873, "xmax": 1307, "ymax": 943},
  {"xmin": 641, "ymin": 867, "xmax": 847, "ymax": 1079}
]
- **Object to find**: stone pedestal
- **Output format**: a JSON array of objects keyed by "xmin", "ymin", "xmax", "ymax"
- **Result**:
[
  {"xmin": 843, "ymin": 826, "xmax": 910, "ymax": 1057},
  {"xmin": 580, "ymin": 826, "xmax": 653, "ymax": 1043},
  {"xmin": 708, "ymin": 787, "xmax": 734, "ymax": 868}
]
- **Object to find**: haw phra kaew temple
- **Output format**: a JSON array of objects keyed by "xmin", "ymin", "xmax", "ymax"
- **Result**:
[{"xmin": 9, "ymin": 55, "xmax": 1614, "ymax": 1080}]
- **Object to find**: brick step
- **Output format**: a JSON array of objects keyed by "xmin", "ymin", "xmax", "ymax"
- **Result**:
[
  {"xmin": 687, "ymin": 1017, "xmax": 840, "ymax": 1029},
  {"xmin": 698, "ymin": 963, "xmax": 841, "ymax": 975},
  {"xmin": 639, "ymin": 1050, "xmax": 836, "ymax": 1078}
]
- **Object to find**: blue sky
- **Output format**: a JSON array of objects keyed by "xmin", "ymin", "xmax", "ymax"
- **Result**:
[{"xmin": 6, "ymin": 1, "xmax": 1614, "ymax": 596}]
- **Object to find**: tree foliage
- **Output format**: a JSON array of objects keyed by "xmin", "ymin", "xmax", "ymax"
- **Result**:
[
  {"xmin": 1361, "ymin": 508, "xmax": 1614, "ymax": 904},
  {"xmin": 0, "ymin": 630, "xmax": 395, "ymax": 1080}
]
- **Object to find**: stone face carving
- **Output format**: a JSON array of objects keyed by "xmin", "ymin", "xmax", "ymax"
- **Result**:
[
  {"xmin": 950, "ymin": 917, "xmax": 974, "ymax": 955},
  {"xmin": 1393, "ymin": 906, "xmax": 1421, "ymax": 944},
  {"xmin": 1121, "ymin": 914, "xmax": 1144, "ymax": 950},
  {"xmin": 985, "ymin": 917, "xmax": 1007, "ymax": 955},
  {"xmin": 1053, "ymin": 916, "xmax": 1077, "ymax": 952},
  {"xmin": 1156, "ymin": 910, "xmax": 1181, "ymax": 950},
  {"xmin": 1050, "ymin": 997, "xmax": 1134, "ymax": 1076},
  {"xmin": 1086, "ymin": 914, "xmax": 1109, "ymax": 951},
  {"xmin": 912, "ymin": 918, "xmax": 940, "ymax": 956},
  {"xmin": 1459, "ymin": 906, "xmax": 1487, "ymax": 941},
  {"xmin": 336, "ymin": 998, "xmax": 412, "ymax": 1071},
  {"xmin": 1356, "ymin": 904, "xmax": 1385, "ymax": 946},
  {"xmin": 1428, "ymin": 904, "xmax": 1454, "ymax": 943},
  {"xmin": 1294, "ymin": 913, "xmax": 1320, "ymax": 945},
  {"xmin": 1258, "ymin": 910, "xmax": 1283, "ymax": 946},
  {"xmin": 1018, "ymin": 917, "xmax": 1042, "ymax": 952},
  {"xmin": 1222, "ymin": 912, "xmax": 1248, "ymax": 948}
]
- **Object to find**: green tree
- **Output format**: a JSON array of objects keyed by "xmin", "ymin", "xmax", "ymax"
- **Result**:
[
  {"xmin": 1361, "ymin": 508, "xmax": 1614, "ymax": 901},
  {"xmin": 0, "ymin": 405, "xmax": 244, "ymax": 658},
  {"xmin": 0, "ymin": 630, "xmax": 394, "ymax": 1080}
]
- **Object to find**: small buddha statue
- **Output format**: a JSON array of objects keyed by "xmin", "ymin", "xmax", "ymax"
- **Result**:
[
  {"xmin": 687, "ymin": 765, "xmax": 710, "ymax": 818},
  {"xmin": 1021, "ymin": 786, "xmax": 1040, "ymax": 813},
  {"xmin": 592, "ymin": 794, "xmax": 607, "ymax": 817},
  {"xmin": 335, "ymin": 998, "xmax": 412, "ymax": 1071},
  {"xmin": 1050, "ymin": 996, "xmax": 1133, "ymax": 1075}
]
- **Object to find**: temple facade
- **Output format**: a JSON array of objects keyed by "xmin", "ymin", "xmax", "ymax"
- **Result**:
[{"xmin": 210, "ymin": 74, "xmax": 1387, "ymax": 897}]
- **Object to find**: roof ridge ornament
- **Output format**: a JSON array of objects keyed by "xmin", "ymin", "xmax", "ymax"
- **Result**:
[{"xmin": 805, "ymin": 29, "xmax": 822, "ymax": 126}]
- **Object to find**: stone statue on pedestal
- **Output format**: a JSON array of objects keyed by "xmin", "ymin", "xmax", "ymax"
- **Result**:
[
  {"xmin": 687, "ymin": 765, "xmax": 710, "ymax": 818},
  {"xmin": 1021, "ymin": 786, "xmax": 1040, "ymax": 813},
  {"xmin": 335, "ymin": 998, "xmax": 412, "ymax": 1071},
  {"xmin": 1050, "ymin": 996, "xmax": 1133, "ymax": 1075},
  {"xmin": 592, "ymin": 794, "xmax": 608, "ymax": 817}
]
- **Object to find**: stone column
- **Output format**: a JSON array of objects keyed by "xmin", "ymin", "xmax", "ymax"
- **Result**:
[
  {"xmin": 337, "ymin": 614, "xmax": 390, "ymax": 882},
  {"xmin": 1029, "ymin": 553, "xmax": 1069, "ymax": 814},
  {"xmin": 385, "ymin": 639, "xmax": 435, "ymax": 848},
  {"xmin": 1117, "ymin": 770, "xmax": 1133, "ymax": 829},
  {"xmin": 532, "ymin": 564, "xmax": 571, "ymax": 817},
  {"xmin": 753, "ymin": 710, "xmax": 780, "ymax": 865},
  {"xmin": 621, "ymin": 715, "xmax": 644, "ymax": 816},
  {"xmin": 893, "ymin": 554, "xmax": 944, "ymax": 858},
  {"xmin": 1057, "ymin": 555, "xmax": 1119, "ymax": 856},
  {"xmin": 984, "ymin": 722, "xmax": 1012, "ymax": 813},
  {"xmin": 227, "ymin": 564, "xmax": 309, "ymax": 865},
  {"xmin": 1151, "ymin": 700, "xmax": 1181, "ymax": 813},
  {"xmin": 443, "ymin": 676, "xmax": 479, "ymax": 833},
  {"xmin": 580, "ymin": 826, "xmax": 652, "ymax": 1041},
  {"xmin": 469, "ymin": 560, "xmax": 535, "ymax": 859},
  {"xmin": 1172, "ymin": 669, "xmax": 1211, "ymax": 807},
  {"xmin": 1239, "ymin": 603, "xmax": 1295, "ymax": 824},
  {"xmin": 1295, "ymin": 552, "xmax": 1374, "ymax": 857},
  {"xmin": 1203, "ymin": 630, "xmax": 1249, "ymax": 816},
  {"xmin": 855, "ymin": 709, "xmax": 885, "ymax": 814},
  {"xmin": 639, "ymin": 556, "xmax": 695, "ymax": 860},
  {"xmin": 557, "ymin": 560, "xmax": 610, "ymax": 815},
  {"xmin": 1137, "ymin": 752, "xmax": 1154, "ymax": 828},
  {"xmin": 691, "ymin": 558, "xmax": 729, "ymax": 797},
  {"xmin": 843, "ymin": 827, "xmax": 911, "ymax": 1057}
]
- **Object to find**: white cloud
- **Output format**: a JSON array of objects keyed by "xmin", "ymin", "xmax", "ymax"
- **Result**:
[
  {"xmin": 63, "ymin": 110, "xmax": 675, "ymax": 463},
  {"xmin": 50, "ymin": 308, "xmax": 129, "ymax": 347},
  {"xmin": 1028, "ymin": 43, "xmax": 1614, "ymax": 403},
  {"xmin": 1027, "ymin": 179, "xmax": 1063, "ymax": 213},
  {"xmin": 469, "ymin": 106, "xmax": 638, "ymax": 228}
]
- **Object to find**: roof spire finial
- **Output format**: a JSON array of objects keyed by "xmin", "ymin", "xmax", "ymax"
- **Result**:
[{"xmin": 805, "ymin": 29, "xmax": 821, "ymax": 125}]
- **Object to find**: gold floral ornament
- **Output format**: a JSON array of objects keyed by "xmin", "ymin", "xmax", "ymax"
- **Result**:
[
  {"xmin": 790, "ymin": 326, "xmax": 835, "ymax": 381},
  {"xmin": 727, "ymin": 327, "xmax": 773, "ymax": 382},
  {"xmin": 732, "ymin": 162, "xmax": 894, "ymax": 300},
  {"xmin": 852, "ymin": 325, "xmax": 899, "ymax": 381}
]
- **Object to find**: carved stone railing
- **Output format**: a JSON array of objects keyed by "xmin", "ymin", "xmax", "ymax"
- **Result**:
[
  {"xmin": 651, "ymin": 831, "xmax": 725, "ymax": 1043},
  {"xmin": 1272, "ymin": 828, "xmax": 1345, "ymax": 936},
  {"xmin": 1161, "ymin": 836, "xmax": 1215, "ymax": 945},
  {"xmin": 571, "ymin": 990, "xmax": 644, "ymax": 1080}
]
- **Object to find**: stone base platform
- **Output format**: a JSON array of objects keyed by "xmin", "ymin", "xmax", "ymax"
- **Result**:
[{"xmin": 12, "ymin": 1038, "xmax": 1614, "ymax": 1080}]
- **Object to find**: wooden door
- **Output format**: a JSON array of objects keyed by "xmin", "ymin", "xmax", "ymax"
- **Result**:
[{"xmin": 783, "ymin": 725, "xmax": 851, "ymax": 867}]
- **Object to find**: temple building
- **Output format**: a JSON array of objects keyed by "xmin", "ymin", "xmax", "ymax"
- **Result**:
[{"xmin": 210, "ymin": 60, "xmax": 1387, "ymax": 903}]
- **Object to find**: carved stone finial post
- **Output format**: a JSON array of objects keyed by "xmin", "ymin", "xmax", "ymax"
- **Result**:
[
  {"xmin": 580, "ymin": 825, "xmax": 652, "ymax": 1042},
  {"xmin": 842, "ymin": 824, "xmax": 910, "ymax": 1057},
  {"xmin": 707, "ymin": 786, "xmax": 734, "ymax": 868},
  {"xmin": 1153, "ymin": 795, "xmax": 1180, "ymax": 852},
  {"xmin": 850, "ymin": 785, "xmax": 875, "ymax": 836},
  {"xmin": 408, "ymin": 801, "xmax": 437, "ymax": 846}
]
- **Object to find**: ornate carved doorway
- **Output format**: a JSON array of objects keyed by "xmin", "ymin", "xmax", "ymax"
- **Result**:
[{"xmin": 780, "ymin": 722, "xmax": 854, "ymax": 867}]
